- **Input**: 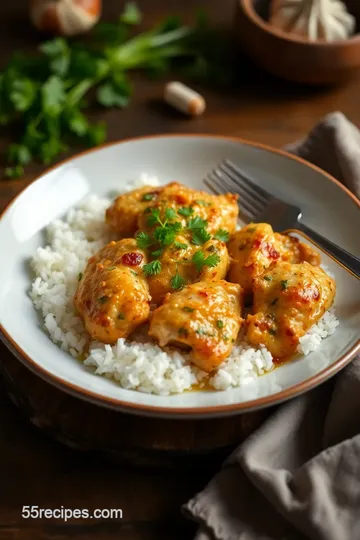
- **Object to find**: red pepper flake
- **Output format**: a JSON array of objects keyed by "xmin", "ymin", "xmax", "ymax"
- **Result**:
[{"xmin": 121, "ymin": 252, "xmax": 144, "ymax": 266}]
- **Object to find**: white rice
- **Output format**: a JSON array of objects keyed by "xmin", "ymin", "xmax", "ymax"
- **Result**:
[{"xmin": 29, "ymin": 174, "xmax": 339, "ymax": 395}]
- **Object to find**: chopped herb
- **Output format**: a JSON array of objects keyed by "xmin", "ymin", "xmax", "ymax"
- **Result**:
[
  {"xmin": 271, "ymin": 298, "xmax": 278, "ymax": 306},
  {"xmin": 195, "ymin": 199, "xmax": 211, "ymax": 206},
  {"xmin": 191, "ymin": 228, "xmax": 211, "ymax": 246},
  {"xmin": 268, "ymin": 328, "xmax": 277, "ymax": 336},
  {"xmin": 130, "ymin": 270, "xmax": 138, "ymax": 277},
  {"xmin": 107, "ymin": 266, "xmax": 116, "ymax": 271},
  {"xmin": 147, "ymin": 208, "xmax": 161, "ymax": 227},
  {"xmin": 178, "ymin": 327, "xmax": 188, "ymax": 337},
  {"xmin": 143, "ymin": 260, "xmax": 162, "ymax": 276},
  {"xmin": 223, "ymin": 335, "xmax": 229, "ymax": 341},
  {"xmin": 170, "ymin": 272, "xmax": 186, "ymax": 290},
  {"xmin": 178, "ymin": 206, "xmax": 194, "ymax": 217},
  {"xmin": 154, "ymin": 222, "xmax": 181, "ymax": 246},
  {"xmin": 216, "ymin": 320, "xmax": 224, "ymax": 329},
  {"xmin": 142, "ymin": 193, "xmax": 155, "ymax": 201},
  {"xmin": 144, "ymin": 207, "xmax": 152, "ymax": 214},
  {"xmin": 151, "ymin": 248, "xmax": 164, "ymax": 257},
  {"xmin": 135, "ymin": 231, "xmax": 153, "ymax": 249},
  {"xmin": 77, "ymin": 272, "xmax": 83, "ymax": 281},
  {"xmin": 187, "ymin": 216, "xmax": 208, "ymax": 230},
  {"xmin": 196, "ymin": 327, "xmax": 206, "ymax": 335},
  {"xmin": 192, "ymin": 250, "xmax": 220, "ymax": 272},
  {"xmin": 280, "ymin": 280, "xmax": 288, "ymax": 290},
  {"xmin": 214, "ymin": 229, "xmax": 229, "ymax": 242},
  {"xmin": 183, "ymin": 306, "xmax": 194, "ymax": 312},
  {"xmin": 231, "ymin": 338, "xmax": 235, "ymax": 343},
  {"xmin": 118, "ymin": 312, "xmax": 125, "ymax": 320},
  {"xmin": 263, "ymin": 275, "xmax": 272, "ymax": 281},
  {"xmin": 174, "ymin": 241, "xmax": 188, "ymax": 250},
  {"xmin": 207, "ymin": 245, "xmax": 217, "ymax": 252},
  {"xmin": 98, "ymin": 295, "xmax": 109, "ymax": 304},
  {"xmin": 165, "ymin": 207, "xmax": 177, "ymax": 220}
]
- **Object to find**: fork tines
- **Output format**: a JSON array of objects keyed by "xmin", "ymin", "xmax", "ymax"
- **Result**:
[{"xmin": 204, "ymin": 159, "xmax": 273, "ymax": 221}]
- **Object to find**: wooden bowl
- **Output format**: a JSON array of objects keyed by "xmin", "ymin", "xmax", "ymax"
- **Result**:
[{"xmin": 234, "ymin": 0, "xmax": 360, "ymax": 85}]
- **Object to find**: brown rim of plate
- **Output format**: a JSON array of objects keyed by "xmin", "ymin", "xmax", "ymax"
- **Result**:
[
  {"xmin": 0, "ymin": 133, "xmax": 359, "ymax": 417},
  {"xmin": 239, "ymin": 0, "xmax": 360, "ymax": 47}
]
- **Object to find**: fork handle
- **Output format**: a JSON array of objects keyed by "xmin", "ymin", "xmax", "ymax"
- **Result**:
[{"xmin": 296, "ymin": 221, "xmax": 360, "ymax": 279}]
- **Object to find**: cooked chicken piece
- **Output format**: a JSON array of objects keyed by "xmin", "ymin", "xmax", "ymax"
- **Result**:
[
  {"xmin": 246, "ymin": 262, "xmax": 335, "ymax": 358},
  {"xmin": 147, "ymin": 236, "xmax": 230, "ymax": 305},
  {"xmin": 228, "ymin": 224, "xmax": 321, "ymax": 296},
  {"xmin": 227, "ymin": 223, "xmax": 280, "ymax": 296},
  {"xmin": 275, "ymin": 233, "xmax": 321, "ymax": 266},
  {"xmin": 74, "ymin": 239, "xmax": 151, "ymax": 343},
  {"xmin": 149, "ymin": 280, "xmax": 244, "ymax": 372},
  {"xmin": 137, "ymin": 182, "xmax": 239, "ymax": 236},
  {"xmin": 106, "ymin": 186, "xmax": 163, "ymax": 237}
]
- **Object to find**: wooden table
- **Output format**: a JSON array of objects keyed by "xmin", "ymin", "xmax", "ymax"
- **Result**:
[{"xmin": 1, "ymin": 1, "xmax": 360, "ymax": 539}]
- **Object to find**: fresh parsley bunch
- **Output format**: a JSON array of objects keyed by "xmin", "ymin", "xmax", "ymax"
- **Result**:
[{"xmin": 0, "ymin": 3, "xmax": 232, "ymax": 178}]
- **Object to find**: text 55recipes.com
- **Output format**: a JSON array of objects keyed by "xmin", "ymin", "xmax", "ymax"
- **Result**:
[{"xmin": 22, "ymin": 506, "xmax": 123, "ymax": 521}]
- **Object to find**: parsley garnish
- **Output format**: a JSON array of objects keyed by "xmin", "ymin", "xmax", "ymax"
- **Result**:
[
  {"xmin": 77, "ymin": 272, "xmax": 83, "ymax": 281},
  {"xmin": 107, "ymin": 266, "xmax": 116, "ymax": 271},
  {"xmin": 143, "ymin": 260, "xmax": 162, "ymax": 276},
  {"xmin": 280, "ymin": 280, "xmax": 288, "ymax": 290},
  {"xmin": 174, "ymin": 241, "xmax": 188, "ymax": 250},
  {"xmin": 170, "ymin": 271, "xmax": 186, "ymax": 290},
  {"xmin": 195, "ymin": 199, "xmax": 211, "ymax": 206},
  {"xmin": 178, "ymin": 206, "xmax": 194, "ymax": 217},
  {"xmin": 214, "ymin": 229, "xmax": 229, "ymax": 242},
  {"xmin": 135, "ymin": 231, "xmax": 153, "ymax": 249},
  {"xmin": 130, "ymin": 270, "xmax": 138, "ymax": 277},
  {"xmin": 151, "ymin": 248, "xmax": 164, "ymax": 257},
  {"xmin": 263, "ymin": 275, "xmax": 272, "ymax": 281},
  {"xmin": 142, "ymin": 193, "xmax": 155, "ymax": 201},
  {"xmin": 187, "ymin": 216, "xmax": 208, "ymax": 230},
  {"xmin": 268, "ymin": 328, "xmax": 277, "ymax": 336},
  {"xmin": 191, "ymin": 228, "xmax": 211, "ymax": 246},
  {"xmin": 192, "ymin": 250, "xmax": 220, "ymax": 272},
  {"xmin": 216, "ymin": 320, "xmax": 224, "ymax": 329}
]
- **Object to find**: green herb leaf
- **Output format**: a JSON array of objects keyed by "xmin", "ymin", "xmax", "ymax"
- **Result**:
[
  {"xmin": 263, "ymin": 275, "xmax": 272, "ymax": 281},
  {"xmin": 147, "ymin": 208, "xmax": 161, "ymax": 227},
  {"xmin": 192, "ymin": 250, "xmax": 220, "ymax": 272},
  {"xmin": 107, "ymin": 266, "xmax": 116, "ymax": 271},
  {"xmin": 195, "ymin": 199, "xmax": 211, "ymax": 206},
  {"xmin": 135, "ymin": 231, "xmax": 153, "ymax": 249},
  {"xmin": 66, "ymin": 109, "xmax": 89, "ymax": 137},
  {"xmin": 10, "ymin": 79, "xmax": 37, "ymax": 112},
  {"xmin": 174, "ymin": 241, "xmax": 188, "ymax": 250},
  {"xmin": 165, "ymin": 207, "xmax": 177, "ymax": 220},
  {"xmin": 142, "ymin": 193, "xmax": 155, "ymax": 201},
  {"xmin": 41, "ymin": 75, "xmax": 66, "ymax": 116},
  {"xmin": 187, "ymin": 216, "xmax": 208, "ymax": 230},
  {"xmin": 86, "ymin": 122, "xmax": 107, "ymax": 147},
  {"xmin": 77, "ymin": 272, "xmax": 83, "ymax": 281},
  {"xmin": 183, "ymin": 306, "xmax": 194, "ymax": 312},
  {"xmin": 178, "ymin": 206, "xmax": 194, "ymax": 217},
  {"xmin": 7, "ymin": 144, "xmax": 31, "ymax": 166},
  {"xmin": 151, "ymin": 248, "xmax": 164, "ymax": 257},
  {"xmin": 4, "ymin": 165, "xmax": 24, "ymax": 178},
  {"xmin": 120, "ymin": 2, "xmax": 142, "ymax": 25},
  {"xmin": 191, "ymin": 228, "xmax": 211, "ymax": 246},
  {"xmin": 216, "ymin": 320, "xmax": 224, "ymax": 329},
  {"xmin": 39, "ymin": 38, "xmax": 70, "ymax": 76},
  {"xmin": 170, "ymin": 272, "xmax": 186, "ymax": 290},
  {"xmin": 280, "ymin": 280, "xmax": 288, "ymax": 290},
  {"xmin": 143, "ymin": 260, "xmax": 162, "ymax": 276},
  {"xmin": 268, "ymin": 328, "xmax": 277, "ymax": 336},
  {"xmin": 97, "ymin": 81, "xmax": 130, "ymax": 108},
  {"xmin": 214, "ymin": 229, "xmax": 229, "ymax": 242}
]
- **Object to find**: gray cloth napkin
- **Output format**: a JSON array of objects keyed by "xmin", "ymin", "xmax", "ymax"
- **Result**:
[{"xmin": 183, "ymin": 112, "xmax": 360, "ymax": 540}]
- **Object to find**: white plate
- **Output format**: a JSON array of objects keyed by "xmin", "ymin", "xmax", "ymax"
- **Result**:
[{"xmin": 0, "ymin": 135, "xmax": 359, "ymax": 418}]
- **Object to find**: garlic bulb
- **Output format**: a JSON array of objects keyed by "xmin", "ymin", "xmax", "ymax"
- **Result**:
[
  {"xmin": 269, "ymin": 0, "xmax": 356, "ymax": 42},
  {"xmin": 30, "ymin": 0, "xmax": 102, "ymax": 37}
]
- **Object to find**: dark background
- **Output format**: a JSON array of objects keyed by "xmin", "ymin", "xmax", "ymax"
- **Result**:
[{"xmin": 1, "ymin": 1, "xmax": 360, "ymax": 539}]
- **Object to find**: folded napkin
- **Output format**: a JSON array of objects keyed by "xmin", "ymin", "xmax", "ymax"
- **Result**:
[{"xmin": 183, "ymin": 112, "xmax": 360, "ymax": 540}]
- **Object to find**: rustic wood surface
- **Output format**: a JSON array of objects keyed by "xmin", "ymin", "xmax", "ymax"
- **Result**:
[{"xmin": 1, "ymin": 0, "xmax": 360, "ymax": 539}]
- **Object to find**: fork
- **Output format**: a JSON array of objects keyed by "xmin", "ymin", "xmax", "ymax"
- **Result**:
[{"xmin": 204, "ymin": 159, "xmax": 360, "ymax": 279}]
